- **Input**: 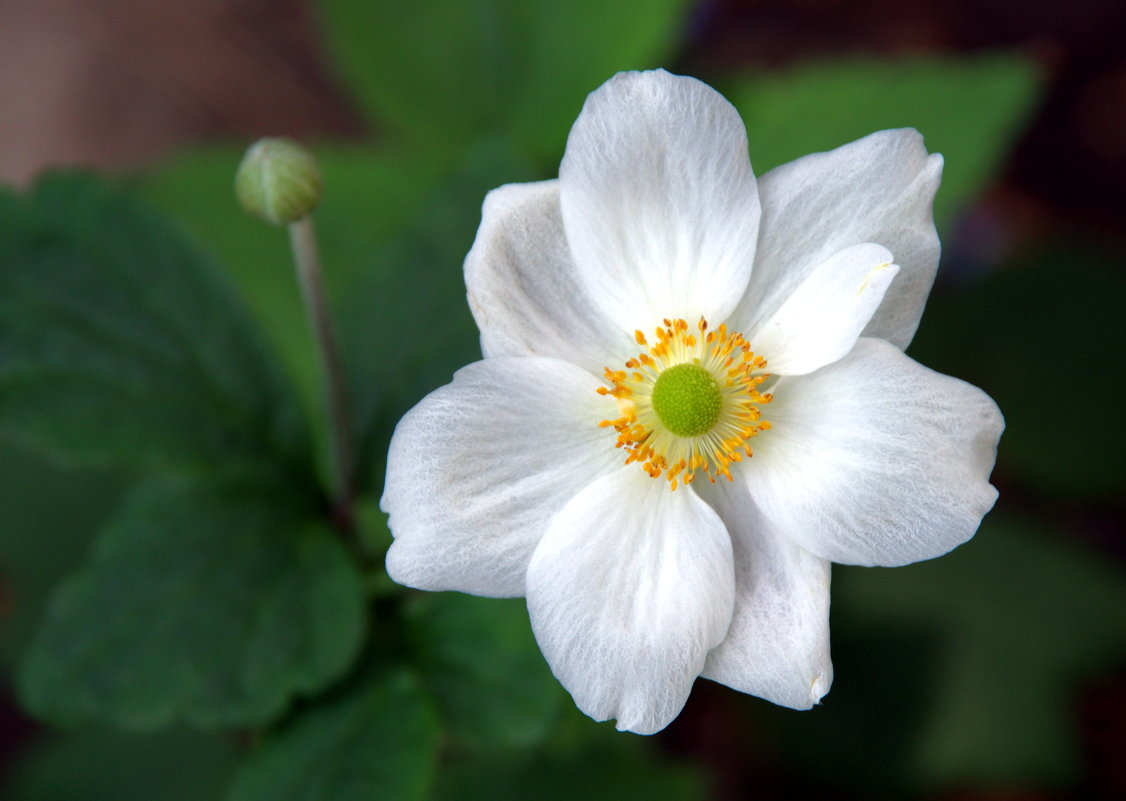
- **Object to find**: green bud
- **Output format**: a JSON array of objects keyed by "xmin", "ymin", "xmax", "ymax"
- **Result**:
[{"xmin": 235, "ymin": 138, "xmax": 322, "ymax": 226}]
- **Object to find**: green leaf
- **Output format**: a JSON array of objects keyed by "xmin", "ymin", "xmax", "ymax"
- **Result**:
[
  {"xmin": 433, "ymin": 705, "xmax": 705, "ymax": 801},
  {"xmin": 747, "ymin": 628, "xmax": 941, "ymax": 795},
  {"xmin": 406, "ymin": 593, "xmax": 564, "ymax": 748},
  {"xmin": 227, "ymin": 668, "xmax": 439, "ymax": 801},
  {"xmin": 0, "ymin": 442, "xmax": 129, "ymax": 667},
  {"xmin": 317, "ymin": 0, "xmax": 693, "ymax": 156},
  {"xmin": 834, "ymin": 512, "xmax": 1126, "ymax": 788},
  {"xmin": 17, "ymin": 476, "xmax": 366, "ymax": 730},
  {"xmin": 0, "ymin": 173, "xmax": 307, "ymax": 477},
  {"xmin": 908, "ymin": 244, "xmax": 1126, "ymax": 501},
  {"xmin": 724, "ymin": 54, "xmax": 1041, "ymax": 226},
  {"xmin": 1, "ymin": 727, "xmax": 237, "ymax": 801}
]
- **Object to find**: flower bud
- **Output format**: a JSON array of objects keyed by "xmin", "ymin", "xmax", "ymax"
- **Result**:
[{"xmin": 235, "ymin": 138, "xmax": 322, "ymax": 226}]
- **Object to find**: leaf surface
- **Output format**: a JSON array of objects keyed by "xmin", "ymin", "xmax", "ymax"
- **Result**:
[
  {"xmin": 227, "ymin": 668, "xmax": 439, "ymax": 801},
  {"xmin": 18, "ymin": 476, "xmax": 366, "ymax": 729},
  {"xmin": 407, "ymin": 593, "xmax": 564, "ymax": 748},
  {"xmin": 835, "ymin": 513, "xmax": 1126, "ymax": 787},
  {"xmin": 0, "ymin": 174, "xmax": 306, "ymax": 478}
]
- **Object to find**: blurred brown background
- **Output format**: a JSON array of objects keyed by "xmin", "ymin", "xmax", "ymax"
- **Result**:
[
  {"xmin": 0, "ymin": 0, "xmax": 361, "ymax": 186},
  {"xmin": 1, "ymin": 0, "xmax": 1124, "ymax": 236}
]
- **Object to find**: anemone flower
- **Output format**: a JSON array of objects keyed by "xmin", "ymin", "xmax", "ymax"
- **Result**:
[{"xmin": 382, "ymin": 69, "xmax": 1003, "ymax": 734}]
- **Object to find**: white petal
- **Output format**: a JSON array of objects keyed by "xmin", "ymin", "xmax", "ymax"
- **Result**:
[
  {"xmin": 382, "ymin": 357, "xmax": 621, "ymax": 597},
  {"xmin": 732, "ymin": 129, "xmax": 941, "ymax": 349},
  {"xmin": 526, "ymin": 466, "xmax": 735, "ymax": 734},
  {"xmin": 749, "ymin": 243, "xmax": 899, "ymax": 376},
  {"xmin": 696, "ymin": 479, "xmax": 832, "ymax": 710},
  {"xmin": 560, "ymin": 70, "xmax": 760, "ymax": 334},
  {"xmin": 744, "ymin": 338, "xmax": 1003, "ymax": 567},
  {"xmin": 464, "ymin": 180, "xmax": 630, "ymax": 376}
]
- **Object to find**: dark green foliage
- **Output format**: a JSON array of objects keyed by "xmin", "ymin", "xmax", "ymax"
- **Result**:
[
  {"xmin": 142, "ymin": 139, "xmax": 540, "ymax": 493},
  {"xmin": 911, "ymin": 247, "xmax": 1126, "ymax": 500},
  {"xmin": 0, "ymin": 444, "xmax": 130, "ymax": 666},
  {"xmin": 227, "ymin": 669, "xmax": 439, "ymax": 801},
  {"xmin": 137, "ymin": 145, "xmax": 454, "ymax": 452},
  {"xmin": 17, "ymin": 477, "xmax": 365, "ymax": 730},
  {"xmin": 406, "ymin": 593, "xmax": 565, "ymax": 748},
  {"xmin": 834, "ymin": 513, "xmax": 1126, "ymax": 787},
  {"xmin": 318, "ymin": 0, "xmax": 694, "ymax": 156},
  {"xmin": 725, "ymin": 55, "xmax": 1040, "ymax": 228},
  {"xmin": 0, "ymin": 175, "xmax": 307, "ymax": 480},
  {"xmin": 1, "ymin": 727, "xmax": 237, "ymax": 801},
  {"xmin": 432, "ymin": 706, "xmax": 705, "ymax": 801}
]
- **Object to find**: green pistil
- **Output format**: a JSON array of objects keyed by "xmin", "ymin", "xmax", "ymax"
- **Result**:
[{"xmin": 651, "ymin": 363, "xmax": 722, "ymax": 437}]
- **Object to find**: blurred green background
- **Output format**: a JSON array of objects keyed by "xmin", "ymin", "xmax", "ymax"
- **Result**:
[{"xmin": 1, "ymin": 1, "xmax": 1123, "ymax": 799}]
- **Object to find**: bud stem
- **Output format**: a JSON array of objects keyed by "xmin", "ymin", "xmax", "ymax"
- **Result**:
[{"xmin": 288, "ymin": 216, "xmax": 354, "ymax": 529}]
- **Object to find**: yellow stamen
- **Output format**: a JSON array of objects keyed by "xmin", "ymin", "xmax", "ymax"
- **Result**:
[{"xmin": 597, "ymin": 316, "xmax": 773, "ymax": 490}]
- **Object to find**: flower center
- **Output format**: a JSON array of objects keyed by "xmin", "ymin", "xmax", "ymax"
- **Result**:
[
  {"xmin": 650, "ymin": 363, "xmax": 722, "ymax": 437},
  {"xmin": 598, "ymin": 317, "xmax": 772, "ymax": 490}
]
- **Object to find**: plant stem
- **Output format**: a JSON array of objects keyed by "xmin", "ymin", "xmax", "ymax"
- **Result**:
[{"xmin": 288, "ymin": 216, "xmax": 354, "ymax": 529}]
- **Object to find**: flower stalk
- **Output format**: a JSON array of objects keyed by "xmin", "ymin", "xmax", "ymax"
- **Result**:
[
  {"xmin": 235, "ymin": 137, "xmax": 354, "ymax": 530},
  {"xmin": 288, "ymin": 216, "xmax": 355, "ymax": 529}
]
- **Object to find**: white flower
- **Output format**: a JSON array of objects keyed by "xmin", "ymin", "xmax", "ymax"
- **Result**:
[{"xmin": 381, "ymin": 70, "xmax": 1003, "ymax": 734}]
